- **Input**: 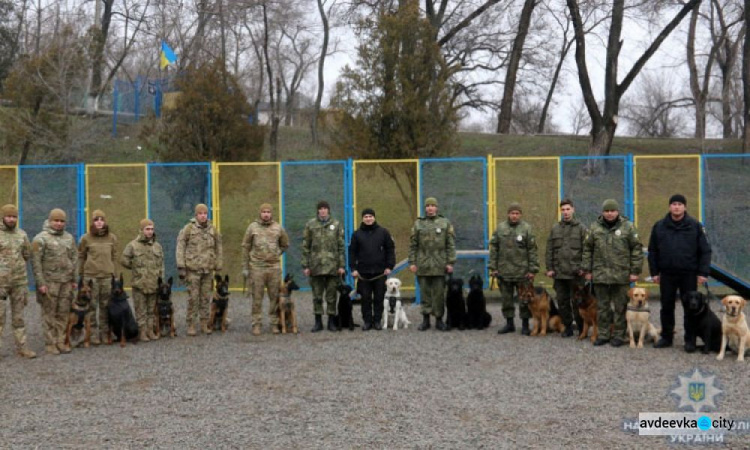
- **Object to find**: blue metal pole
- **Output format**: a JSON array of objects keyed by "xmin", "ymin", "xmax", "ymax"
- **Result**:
[
  {"xmin": 17, "ymin": 167, "xmax": 23, "ymax": 229},
  {"xmin": 134, "ymin": 77, "xmax": 141, "ymax": 121},
  {"xmin": 280, "ymin": 162, "xmax": 286, "ymax": 280},
  {"xmin": 146, "ymin": 163, "xmax": 152, "ymax": 219}
]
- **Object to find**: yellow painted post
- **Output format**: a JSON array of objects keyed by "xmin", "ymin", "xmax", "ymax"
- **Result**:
[
  {"xmin": 84, "ymin": 164, "xmax": 90, "ymax": 222},
  {"xmin": 211, "ymin": 161, "xmax": 220, "ymax": 231},
  {"xmin": 0, "ymin": 165, "xmax": 20, "ymax": 207},
  {"xmin": 556, "ymin": 157, "xmax": 562, "ymax": 222}
]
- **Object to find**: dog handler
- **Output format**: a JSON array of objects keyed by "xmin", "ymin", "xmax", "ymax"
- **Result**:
[
  {"xmin": 242, "ymin": 203, "xmax": 289, "ymax": 336},
  {"xmin": 78, "ymin": 209, "xmax": 118, "ymax": 345},
  {"xmin": 302, "ymin": 200, "xmax": 346, "ymax": 332},
  {"xmin": 349, "ymin": 208, "xmax": 395, "ymax": 331},
  {"xmin": 582, "ymin": 199, "xmax": 643, "ymax": 348},
  {"xmin": 490, "ymin": 202, "xmax": 539, "ymax": 336},
  {"xmin": 0, "ymin": 204, "xmax": 36, "ymax": 358},
  {"xmin": 121, "ymin": 218, "xmax": 164, "ymax": 343},
  {"xmin": 409, "ymin": 197, "xmax": 456, "ymax": 331},
  {"xmin": 648, "ymin": 194, "xmax": 711, "ymax": 351},
  {"xmin": 176, "ymin": 204, "xmax": 223, "ymax": 336},
  {"xmin": 31, "ymin": 208, "xmax": 78, "ymax": 355}
]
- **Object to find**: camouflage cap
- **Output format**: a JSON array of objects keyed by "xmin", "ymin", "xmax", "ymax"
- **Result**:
[
  {"xmin": 92, "ymin": 209, "xmax": 106, "ymax": 220},
  {"xmin": 424, "ymin": 197, "xmax": 438, "ymax": 207},
  {"xmin": 507, "ymin": 202, "xmax": 522, "ymax": 213},
  {"xmin": 1, "ymin": 204, "xmax": 18, "ymax": 218},
  {"xmin": 48, "ymin": 208, "xmax": 66, "ymax": 221},
  {"xmin": 259, "ymin": 203, "xmax": 273, "ymax": 212},
  {"xmin": 140, "ymin": 218, "xmax": 154, "ymax": 229},
  {"xmin": 602, "ymin": 199, "xmax": 620, "ymax": 211},
  {"xmin": 194, "ymin": 204, "xmax": 209, "ymax": 214}
]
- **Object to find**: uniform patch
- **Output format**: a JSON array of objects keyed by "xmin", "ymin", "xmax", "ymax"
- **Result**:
[
  {"xmin": 516, "ymin": 235, "xmax": 523, "ymax": 242},
  {"xmin": 436, "ymin": 228, "xmax": 442, "ymax": 234},
  {"xmin": 329, "ymin": 225, "xmax": 335, "ymax": 230},
  {"xmin": 615, "ymin": 230, "xmax": 622, "ymax": 236}
]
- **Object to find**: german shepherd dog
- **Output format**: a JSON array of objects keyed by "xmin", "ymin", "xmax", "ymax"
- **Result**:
[
  {"xmin": 574, "ymin": 279, "xmax": 599, "ymax": 342},
  {"xmin": 519, "ymin": 282, "xmax": 565, "ymax": 336},
  {"xmin": 209, "ymin": 275, "xmax": 230, "ymax": 333},
  {"xmin": 154, "ymin": 277, "xmax": 176, "ymax": 338},
  {"xmin": 445, "ymin": 277, "xmax": 466, "ymax": 331},
  {"xmin": 107, "ymin": 274, "xmax": 139, "ymax": 347},
  {"xmin": 65, "ymin": 278, "xmax": 93, "ymax": 348},
  {"xmin": 465, "ymin": 275, "xmax": 492, "ymax": 330},
  {"xmin": 278, "ymin": 274, "xmax": 300, "ymax": 334}
]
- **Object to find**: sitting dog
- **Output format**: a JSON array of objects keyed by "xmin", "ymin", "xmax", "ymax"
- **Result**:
[
  {"xmin": 574, "ymin": 280, "xmax": 599, "ymax": 342},
  {"xmin": 278, "ymin": 274, "xmax": 300, "ymax": 334},
  {"xmin": 154, "ymin": 277, "xmax": 176, "ymax": 338},
  {"xmin": 66, "ymin": 278, "xmax": 93, "ymax": 348},
  {"xmin": 208, "ymin": 275, "xmax": 230, "ymax": 333},
  {"xmin": 465, "ymin": 275, "xmax": 492, "ymax": 330},
  {"xmin": 445, "ymin": 277, "xmax": 466, "ymax": 331},
  {"xmin": 519, "ymin": 283, "xmax": 564, "ymax": 336},
  {"xmin": 683, "ymin": 291, "xmax": 722, "ymax": 354},
  {"xmin": 336, "ymin": 283, "xmax": 358, "ymax": 331},
  {"xmin": 625, "ymin": 287, "xmax": 659, "ymax": 348},
  {"xmin": 383, "ymin": 278, "xmax": 410, "ymax": 330},
  {"xmin": 717, "ymin": 295, "xmax": 750, "ymax": 361},
  {"xmin": 107, "ymin": 274, "xmax": 139, "ymax": 347}
]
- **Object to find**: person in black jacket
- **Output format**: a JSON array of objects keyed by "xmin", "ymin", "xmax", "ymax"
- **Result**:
[
  {"xmin": 349, "ymin": 208, "xmax": 396, "ymax": 330},
  {"xmin": 648, "ymin": 194, "xmax": 712, "ymax": 351}
]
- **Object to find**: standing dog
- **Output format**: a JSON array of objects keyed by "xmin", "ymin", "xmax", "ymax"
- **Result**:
[
  {"xmin": 717, "ymin": 295, "xmax": 750, "ymax": 361},
  {"xmin": 574, "ymin": 280, "xmax": 599, "ymax": 342},
  {"xmin": 208, "ymin": 275, "xmax": 230, "ymax": 332},
  {"xmin": 154, "ymin": 277, "xmax": 176, "ymax": 338},
  {"xmin": 625, "ymin": 287, "xmax": 659, "ymax": 348},
  {"xmin": 465, "ymin": 275, "xmax": 492, "ymax": 330},
  {"xmin": 336, "ymin": 283, "xmax": 357, "ymax": 331},
  {"xmin": 107, "ymin": 274, "xmax": 139, "ymax": 347},
  {"xmin": 278, "ymin": 274, "xmax": 300, "ymax": 334},
  {"xmin": 519, "ymin": 283, "xmax": 564, "ymax": 336},
  {"xmin": 683, "ymin": 291, "xmax": 722, "ymax": 354},
  {"xmin": 445, "ymin": 277, "xmax": 466, "ymax": 331},
  {"xmin": 383, "ymin": 278, "xmax": 410, "ymax": 330},
  {"xmin": 65, "ymin": 279, "xmax": 93, "ymax": 348}
]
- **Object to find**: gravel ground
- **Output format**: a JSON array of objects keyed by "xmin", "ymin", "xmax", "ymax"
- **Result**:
[{"xmin": 1, "ymin": 291, "xmax": 749, "ymax": 449}]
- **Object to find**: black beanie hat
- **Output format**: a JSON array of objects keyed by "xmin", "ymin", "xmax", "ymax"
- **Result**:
[
  {"xmin": 669, "ymin": 194, "xmax": 687, "ymax": 206},
  {"xmin": 361, "ymin": 208, "xmax": 376, "ymax": 217},
  {"xmin": 316, "ymin": 200, "xmax": 330, "ymax": 211}
]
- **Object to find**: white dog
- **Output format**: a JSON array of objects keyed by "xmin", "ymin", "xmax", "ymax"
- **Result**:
[{"xmin": 383, "ymin": 278, "xmax": 410, "ymax": 330}]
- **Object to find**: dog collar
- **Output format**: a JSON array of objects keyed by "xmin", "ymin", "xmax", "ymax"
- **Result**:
[
  {"xmin": 688, "ymin": 304, "xmax": 706, "ymax": 316},
  {"xmin": 725, "ymin": 310, "xmax": 739, "ymax": 318},
  {"xmin": 627, "ymin": 305, "xmax": 650, "ymax": 313}
]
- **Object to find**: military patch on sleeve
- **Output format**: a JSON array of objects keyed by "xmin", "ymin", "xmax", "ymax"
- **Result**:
[{"xmin": 32, "ymin": 241, "xmax": 41, "ymax": 252}]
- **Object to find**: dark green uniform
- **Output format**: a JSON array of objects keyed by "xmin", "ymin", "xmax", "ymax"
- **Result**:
[
  {"xmin": 408, "ymin": 215, "xmax": 456, "ymax": 317},
  {"xmin": 582, "ymin": 215, "xmax": 643, "ymax": 340},
  {"xmin": 545, "ymin": 217, "xmax": 586, "ymax": 328},
  {"xmin": 302, "ymin": 216, "xmax": 345, "ymax": 316},
  {"xmin": 489, "ymin": 220, "xmax": 539, "ymax": 319}
]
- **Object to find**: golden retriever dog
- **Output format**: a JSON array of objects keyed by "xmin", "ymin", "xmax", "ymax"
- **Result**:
[
  {"xmin": 625, "ymin": 287, "xmax": 659, "ymax": 349},
  {"xmin": 717, "ymin": 295, "xmax": 749, "ymax": 362}
]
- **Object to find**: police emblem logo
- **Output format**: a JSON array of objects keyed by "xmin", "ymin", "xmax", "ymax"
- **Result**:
[
  {"xmin": 689, "ymin": 383, "xmax": 706, "ymax": 402},
  {"xmin": 329, "ymin": 225, "xmax": 335, "ymax": 230},
  {"xmin": 615, "ymin": 230, "xmax": 622, "ymax": 236},
  {"xmin": 516, "ymin": 235, "xmax": 523, "ymax": 241},
  {"xmin": 436, "ymin": 228, "xmax": 442, "ymax": 234},
  {"xmin": 671, "ymin": 369, "xmax": 722, "ymax": 412}
]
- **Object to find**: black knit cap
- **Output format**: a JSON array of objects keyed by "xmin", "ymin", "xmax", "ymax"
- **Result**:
[
  {"xmin": 361, "ymin": 208, "xmax": 375, "ymax": 217},
  {"xmin": 669, "ymin": 194, "xmax": 687, "ymax": 206},
  {"xmin": 316, "ymin": 200, "xmax": 330, "ymax": 211}
]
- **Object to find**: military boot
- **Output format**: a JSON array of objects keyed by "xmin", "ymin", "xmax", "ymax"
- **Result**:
[
  {"xmin": 497, "ymin": 318, "xmax": 515, "ymax": 334},
  {"xmin": 311, "ymin": 314, "xmax": 323, "ymax": 333},
  {"xmin": 252, "ymin": 324, "xmax": 261, "ymax": 336},
  {"xmin": 139, "ymin": 328, "xmax": 150, "ymax": 343},
  {"xmin": 90, "ymin": 330, "xmax": 101, "ymax": 345},
  {"xmin": 418, "ymin": 314, "xmax": 431, "ymax": 331},
  {"xmin": 15, "ymin": 328, "xmax": 37, "ymax": 359},
  {"xmin": 435, "ymin": 317, "xmax": 448, "ymax": 331},
  {"xmin": 45, "ymin": 344, "xmax": 60, "ymax": 355},
  {"xmin": 202, "ymin": 319, "xmax": 213, "ymax": 335},
  {"xmin": 561, "ymin": 325, "xmax": 574, "ymax": 338},
  {"xmin": 187, "ymin": 322, "xmax": 197, "ymax": 336},
  {"xmin": 327, "ymin": 315, "xmax": 338, "ymax": 332},
  {"xmin": 148, "ymin": 318, "xmax": 159, "ymax": 341},
  {"xmin": 521, "ymin": 318, "xmax": 531, "ymax": 336}
]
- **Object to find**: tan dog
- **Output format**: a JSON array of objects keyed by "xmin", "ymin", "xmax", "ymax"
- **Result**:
[
  {"xmin": 518, "ymin": 283, "xmax": 564, "ymax": 336},
  {"xmin": 717, "ymin": 295, "xmax": 749, "ymax": 361},
  {"xmin": 65, "ymin": 279, "xmax": 94, "ymax": 348},
  {"xmin": 278, "ymin": 274, "xmax": 300, "ymax": 334},
  {"xmin": 625, "ymin": 287, "xmax": 659, "ymax": 348}
]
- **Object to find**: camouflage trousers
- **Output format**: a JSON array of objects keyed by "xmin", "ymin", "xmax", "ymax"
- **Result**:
[
  {"xmin": 132, "ymin": 288, "xmax": 157, "ymax": 332},
  {"xmin": 37, "ymin": 281, "xmax": 73, "ymax": 346},
  {"xmin": 594, "ymin": 283, "xmax": 629, "ymax": 340},
  {"xmin": 310, "ymin": 275, "xmax": 338, "ymax": 316},
  {"xmin": 553, "ymin": 279, "xmax": 583, "ymax": 328},
  {"xmin": 186, "ymin": 271, "xmax": 212, "ymax": 325},
  {"xmin": 418, "ymin": 276, "xmax": 446, "ymax": 318},
  {"xmin": 85, "ymin": 277, "xmax": 111, "ymax": 335},
  {"xmin": 499, "ymin": 280, "xmax": 531, "ymax": 320},
  {"xmin": 250, "ymin": 266, "xmax": 281, "ymax": 327},
  {"xmin": 0, "ymin": 284, "xmax": 30, "ymax": 349}
]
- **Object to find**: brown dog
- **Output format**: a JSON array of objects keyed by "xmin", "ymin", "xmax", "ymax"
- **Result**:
[
  {"xmin": 278, "ymin": 274, "xmax": 300, "ymax": 334},
  {"xmin": 717, "ymin": 295, "xmax": 749, "ymax": 361},
  {"xmin": 573, "ymin": 280, "xmax": 599, "ymax": 342},
  {"xmin": 208, "ymin": 275, "xmax": 230, "ymax": 333},
  {"xmin": 625, "ymin": 287, "xmax": 659, "ymax": 349},
  {"xmin": 518, "ymin": 283, "xmax": 564, "ymax": 336},
  {"xmin": 65, "ymin": 279, "xmax": 94, "ymax": 348}
]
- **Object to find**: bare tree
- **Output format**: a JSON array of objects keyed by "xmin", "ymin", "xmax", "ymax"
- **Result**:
[
  {"xmin": 621, "ymin": 71, "xmax": 689, "ymax": 137},
  {"xmin": 710, "ymin": 0, "xmax": 745, "ymax": 138},
  {"xmin": 312, "ymin": 0, "xmax": 337, "ymax": 145},
  {"xmin": 743, "ymin": 0, "xmax": 750, "ymax": 153}
]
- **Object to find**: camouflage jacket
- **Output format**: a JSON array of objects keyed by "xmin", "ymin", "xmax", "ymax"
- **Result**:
[
  {"xmin": 176, "ymin": 218, "xmax": 223, "ymax": 273},
  {"xmin": 545, "ymin": 218, "xmax": 587, "ymax": 279},
  {"xmin": 302, "ymin": 216, "xmax": 345, "ymax": 276},
  {"xmin": 489, "ymin": 220, "xmax": 539, "ymax": 281},
  {"xmin": 31, "ymin": 220, "xmax": 78, "ymax": 287},
  {"xmin": 121, "ymin": 231, "xmax": 165, "ymax": 293},
  {"xmin": 583, "ymin": 215, "xmax": 644, "ymax": 284},
  {"xmin": 78, "ymin": 229, "xmax": 118, "ymax": 279},
  {"xmin": 0, "ymin": 223, "xmax": 32, "ymax": 287},
  {"xmin": 408, "ymin": 215, "xmax": 456, "ymax": 277},
  {"xmin": 242, "ymin": 219, "xmax": 289, "ymax": 269}
]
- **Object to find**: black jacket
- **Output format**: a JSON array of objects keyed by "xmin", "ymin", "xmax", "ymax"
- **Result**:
[
  {"xmin": 348, "ymin": 222, "xmax": 396, "ymax": 274},
  {"xmin": 648, "ymin": 213, "xmax": 711, "ymax": 277}
]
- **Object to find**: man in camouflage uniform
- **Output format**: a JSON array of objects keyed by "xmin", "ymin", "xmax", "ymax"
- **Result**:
[
  {"xmin": 0, "ymin": 204, "xmax": 36, "ymax": 358},
  {"xmin": 121, "ymin": 218, "xmax": 164, "ymax": 342},
  {"xmin": 409, "ymin": 197, "xmax": 456, "ymax": 331},
  {"xmin": 302, "ymin": 200, "xmax": 345, "ymax": 332},
  {"xmin": 545, "ymin": 199, "xmax": 586, "ymax": 337},
  {"xmin": 242, "ymin": 203, "xmax": 289, "ymax": 336},
  {"xmin": 490, "ymin": 202, "xmax": 539, "ymax": 336},
  {"xmin": 176, "ymin": 204, "xmax": 223, "ymax": 336},
  {"xmin": 582, "ymin": 199, "xmax": 643, "ymax": 347},
  {"xmin": 31, "ymin": 208, "xmax": 77, "ymax": 355}
]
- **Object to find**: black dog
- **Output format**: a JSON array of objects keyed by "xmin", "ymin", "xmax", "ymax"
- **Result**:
[
  {"xmin": 683, "ymin": 291, "xmax": 722, "ymax": 354},
  {"xmin": 209, "ymin": 275, "xmax": 230, "ymax": 332},
  {"xmin": 108, "ymin": 274, "xmax": 139, "ymax": 347},
  {"xmin": 445, "ymin": 277, "xmax": 466, "ymax": 331},
  {"xmin": 336, "ymin": 283, "xmax": 358, "ymax": 331},
  {"xmin": 156, "ymin": 276, "xmax": 176, "ymax": 337},
  {"xmin": 465, "ymin": 275, "xmax": 492, "ymax": 329}
]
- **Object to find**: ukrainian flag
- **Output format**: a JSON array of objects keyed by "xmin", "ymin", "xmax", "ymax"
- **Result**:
[{"xmin": 160, "ymin": 41, "xmax": 177, "ymax": 69}]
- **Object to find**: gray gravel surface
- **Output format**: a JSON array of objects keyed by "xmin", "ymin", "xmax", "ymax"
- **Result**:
[{"xmin": 1, "ymin": 292, "xmax": 749, "ymax": 449}]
